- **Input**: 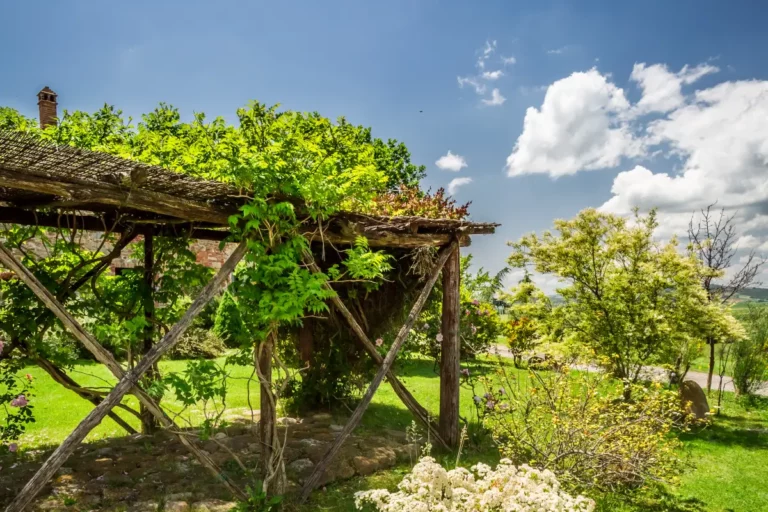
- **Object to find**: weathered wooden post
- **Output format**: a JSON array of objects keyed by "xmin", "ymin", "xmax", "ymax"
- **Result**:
[
  {"xmin": 140, "ymin": 228, "xmax": 158, "ymax": 433},
  {"xmin": 439, "ymin": 242, "xmax": 460, "ymax": 448}
]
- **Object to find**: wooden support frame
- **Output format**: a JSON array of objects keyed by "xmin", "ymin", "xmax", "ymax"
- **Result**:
[
  {"xmin": 303, "ymin": 254, "xmax": 449, "ymax": 451},
  {"xmin": 439, "ymin": 242, "xmax": 461, "ymax": 447},
  {"xmin": 2, "ymin": 240, "xmax": 249, "ymax": 512},
  {"xmin": 299, "ymin": 241, "xmax": 457, "ymax": 502}
]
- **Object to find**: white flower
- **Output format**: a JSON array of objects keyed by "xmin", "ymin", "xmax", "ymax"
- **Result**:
[
  {"xmin": 436, "ymin": 333, "xmax": 444, "ymax": 342},
  {"xmin": 355, "ymin": 456, "xmax": 594, "ymax": 512}
]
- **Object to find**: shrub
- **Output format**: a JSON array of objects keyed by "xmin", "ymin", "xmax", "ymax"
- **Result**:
[
  {"xmin": 732, "ymin": 305, "xmax": 768, "ymax": 396},
  {"xmin": 213, "ymin": 292, "xmax": 248, "ymax": 348},
  {"xmin": 355, "ymin": 456, "xmax": 594, "ymax": 511},
  {"xmin": 168, "ymin": 327, "xmax": 227, "ymax": 360},
  {"xmin": 410, "ymin": 299, "xmax": 507, "ymax": 360},
  {"xmin": 478, "ymin": 369, "xmax": 691, "ymax": 491}
]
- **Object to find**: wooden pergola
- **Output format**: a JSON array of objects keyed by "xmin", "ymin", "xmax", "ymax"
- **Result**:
[{"xmin": 0, "ymin": 131, "xmax": 497, "ymax": 510}]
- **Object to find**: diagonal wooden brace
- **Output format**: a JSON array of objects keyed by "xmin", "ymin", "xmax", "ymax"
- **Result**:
[
  {"xmin": 299, "ymin": 242, "xmax": 456, "ymax": 502},
  {"xmin": 303, "ymin": 255, "xmax": 449, "ymax": 450},
  {"xmin": 1, "ymin": 240, "xmax": 249, "ymax": 512}
]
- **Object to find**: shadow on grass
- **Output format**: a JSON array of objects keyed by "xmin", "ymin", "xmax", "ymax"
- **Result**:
[
  {"xmin": 682, "ymin": 416, "xmax": 768, "ymax": 449},
  {"xmin": 394, "ymin": 357, "xmax": 507, "ymax": 379},
  {"xmin": 596, "ymin": 486, "xmax": 707, "ymax": 512}
]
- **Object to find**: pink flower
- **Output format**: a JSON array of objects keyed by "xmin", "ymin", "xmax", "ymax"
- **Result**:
[
  {"xmin": 25, "ymin": 374, "xmax": 32, "ymax": 381},
  {"xmin": 460, "ymin": 368, "xmax": 470, "ymax": 377},
  {"xmin": 436, "ymin": 333, "xmax": 444, "ymax": 342},
  {"xmin": 464, "ymin": 310, "xmax": 471, "ymax": 316},
  {"xmin": 8, "ymin": 443, "xmax": 17, "ymax": 453},
  {"xmin": 472, "ymin": 300, "xmax": 480, "ymax": 306},
  {"xmin": 10, "ymin": 395, "xmax": 28, "ymax": 407},
  {"xmin": 375, "ymin": 338, "xmax": 384, "ymax": 347},
  {"xmin": 0, "ymin": 339, "xmax": 4, "ymax": 355}
]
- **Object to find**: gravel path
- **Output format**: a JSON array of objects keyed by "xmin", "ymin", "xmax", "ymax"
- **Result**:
[{"xmin": 490, "ymin": 345, "xmax": 768, "ymax": 397}]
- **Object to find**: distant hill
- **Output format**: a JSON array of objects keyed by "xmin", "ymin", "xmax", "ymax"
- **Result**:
[
  {"xmin": 734, "ymin": 287, "xmax": 768, "ymax": 301},
  {"xmin": 711, "ymin": 285, "xmax": 768, "ymax": 302}
]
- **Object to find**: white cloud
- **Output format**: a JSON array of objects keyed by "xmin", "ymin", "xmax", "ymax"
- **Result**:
[
  {"xmin": 458, "ymin": 40, "xmax": 509, "ymax": 106},
  {"xmin": 547, "ymin": 46, "xmax": 569, "ymax": 55},
  {"xmin": 448, "ymin": 177, "xmax": 473, "ymax": 195},
  {"xmin": 457, "ymin": 76, "xmax": 486, "ymax": 94},
  {"xmin": 481, "ymin": 70, "xmax": 504, "ymax": 80},
  {"xmin": 506, "ymin": 68, "xmax": 641, "ymax": 177},
  {"xmin": 482, "ymin": 88, "xmax": 506, "ymax": 106},
  {"xmin": 435, "ymin": 150, "xmax": 468, "ymax": 172},
  {"xmin": 630, "ymin": 62, "xmax": 719, "ymax": 114}
]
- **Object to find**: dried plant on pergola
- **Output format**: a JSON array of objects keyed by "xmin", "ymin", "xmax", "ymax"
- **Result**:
[{"xmin": 0, "ymin": 132, "xmax": 497, "ymax": 511}]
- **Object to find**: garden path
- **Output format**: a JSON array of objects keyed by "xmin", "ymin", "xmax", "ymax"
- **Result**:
[{"xmin": 491, "ymin": 345, "xmax": 768, "ymax": 397}]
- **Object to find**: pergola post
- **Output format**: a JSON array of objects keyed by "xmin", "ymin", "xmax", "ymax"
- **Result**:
[
  {"xmin": 440, "ymin": 242, "xmax": 460, "ymax": 448},
  {"xmin": 140, "ymin": 228, "xmax": 159, "ymax": 434}
]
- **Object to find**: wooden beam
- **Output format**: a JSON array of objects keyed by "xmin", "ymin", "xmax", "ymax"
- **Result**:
[
  {"xmin": 303, "ymin": 254, "xmax": 449, "ymax": 450},
  {"xmin": 0, "ymin": 206, "xmax": 469, "ymax": 247},
  {"xmin": 439, "ymin": 243, "xmax": 461, "ymax": 447},
  {"xmin": 299, "ymin": 241, "xmax": 456, "ymax": 502},
  {"xmin": 2, "ymin": 241, "xmax": 249, "ymax": 512},
  {"xmin": 0, "ymin": 166, "xmax": 233, "ymax": 224}
]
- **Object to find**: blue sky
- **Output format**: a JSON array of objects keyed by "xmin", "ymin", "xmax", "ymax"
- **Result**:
[{"xmin": 2, "ymin": 0, "xmax": 768, "ymax": 290}]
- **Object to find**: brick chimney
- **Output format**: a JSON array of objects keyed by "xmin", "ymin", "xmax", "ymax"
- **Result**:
[{"xmin": 37, "ymin": 86, "xmax": 58, "ymax": 129}]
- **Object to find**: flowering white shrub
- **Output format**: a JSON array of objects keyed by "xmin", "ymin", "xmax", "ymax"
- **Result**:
[{"xmin": 355, "ymin": 456, "xmax": 594, "ymax": 512}]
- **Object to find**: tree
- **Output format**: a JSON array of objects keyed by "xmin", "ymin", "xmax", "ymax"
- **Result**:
[
  {"xmin": 688, "ymin": 204, "xmax": 765, "ymax": 393},
  {"xmin": 508, "ymin": 208, "xmax": 741, "ymax": 391}
]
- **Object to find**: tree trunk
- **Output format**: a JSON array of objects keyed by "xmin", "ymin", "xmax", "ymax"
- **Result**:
[
  {"xmin": 706, "ymin": 337, "xmax": 715, "ymax": 395},
  {"xmin": 140, "ymin": 229, "xmax": 159, "ymax": 434},
  {"xmin": 258, "ymin": 335, "xmax": 275, "ymax": 481},
  {"xmin": 439, "ymin": 243, "xmax": 460, "ymax": 448}
]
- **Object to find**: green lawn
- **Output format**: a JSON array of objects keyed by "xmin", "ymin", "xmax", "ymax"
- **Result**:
[{"xmin": 7, "ymin": 356, "xmax": 768, "ymax": 511}]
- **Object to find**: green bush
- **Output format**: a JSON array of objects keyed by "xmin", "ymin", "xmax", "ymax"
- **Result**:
[
  {"xmin": 733, "ymin": 304, "xmax": 768, "ymax": 396},
  {"xmin": 168, "ymin": 327, "xmax": 227, "ymax": 360},
  {"xmin": 213, "ymin": 292, "xmax": 248, "ymax": 348},
  {"xmin": 477, "ymin": 369, "xmax": 692, "ymax": 491}
]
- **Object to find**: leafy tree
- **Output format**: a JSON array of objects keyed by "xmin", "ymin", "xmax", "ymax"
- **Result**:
[
  {"xmin": 508, "ymin": 208, "xmax": 742, "ymax": 389},
  {"xmin": 732, "ymin": 304, "xmax": 768, "ymax": 396},
  {"xmin": 688, "ymin": 204, "xmax": 765, "ymax": 392},
  {"xmin": 504, "ymin": 272, "xmax": 550, "ymax": 367}
]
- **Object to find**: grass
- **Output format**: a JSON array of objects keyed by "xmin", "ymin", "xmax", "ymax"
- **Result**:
[{"xmin": 7, "ymin": 356, "xmax": 768, "ymax": 511}]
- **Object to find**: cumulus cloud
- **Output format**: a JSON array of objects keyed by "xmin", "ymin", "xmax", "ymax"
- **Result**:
[
  {"xmin": 448, "ymin": 177, "xmax": 473, "ymax": 195},
  {"xmin": 506, "ymin": 68, "xmax": 641, "ymax": 177},
  {"xmin": 507, "ymin": 61, "xmax": 768, "ymax": 268},
  {"xmin": 482, "ymin": 88, "xmax": 506, "ymax": 106},
  {"xmin": 502, "ymin": 56, "xmax": 517, "ymax": 65},
  {"xmin": 435, "ymin": 151, "xmax": 468, "ymax": 172},
  {"xmin": 630, "ymin": 62, "xmax": 719, "ymax": 114}
]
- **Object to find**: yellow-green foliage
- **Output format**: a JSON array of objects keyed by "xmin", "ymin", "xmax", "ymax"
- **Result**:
[
  {"xmin": 508, "ymin": 208, "xmax": 744, "ymax": 381},
  {"xmin": 480, "ymin": 369, "xmax": 693, "ymax": 491}
]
